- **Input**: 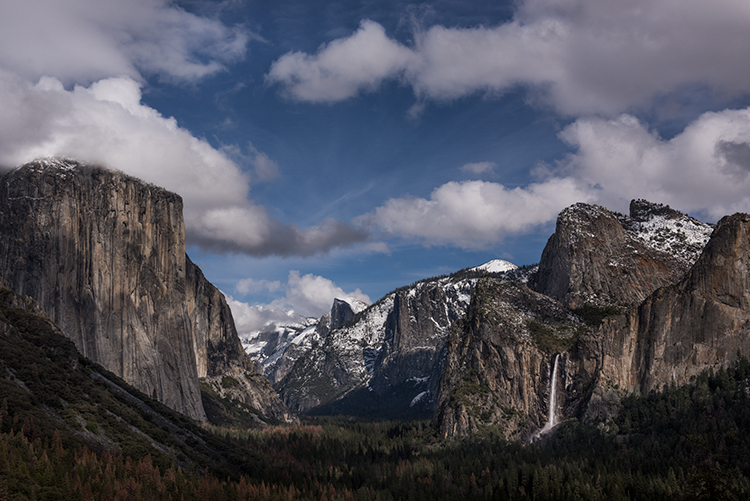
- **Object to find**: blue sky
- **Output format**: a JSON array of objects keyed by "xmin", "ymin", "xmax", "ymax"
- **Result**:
[{"xmin": 2, "ymin": 0, "xmax": 750, "ymax": 334}]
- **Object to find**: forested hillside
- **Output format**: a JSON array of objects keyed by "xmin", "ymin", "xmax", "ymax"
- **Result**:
[{"xmin": 3, "ymin": 305, "xmax": 750, "ymax": 501}]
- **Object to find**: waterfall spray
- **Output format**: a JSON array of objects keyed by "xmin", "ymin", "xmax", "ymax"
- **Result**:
[{"xmin": 538, "ymin": 354, "xmax": 560, "ymax": 436}]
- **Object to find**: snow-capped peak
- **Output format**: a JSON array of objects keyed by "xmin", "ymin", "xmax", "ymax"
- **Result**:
[
  {"xmin": 334, "ymin": 296, "xmax": 369, "ymax": 314},
  {"xmin": 21, "ymin": 157, "xmax": 83, "ymax": 173},
  {"xmin": 471, "ymin": 259, "xmax": 518, "ymax": 274}
]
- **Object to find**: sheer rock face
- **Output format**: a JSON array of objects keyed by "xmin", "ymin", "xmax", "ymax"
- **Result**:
[
  {"xmin": 329, "ymin": 298, "xmax": 356, "ymax": 331},
  {"xmin": 434, "ymin": 201, "xmax": 719, "ymax": 439},
  {"xmin": 579, "ymin": 213, "xmax": 750, "ymax": 420},
  {"xmin": 531, "ymin": 201, "xmax": 712, "ymax": 309},
  {"xmin": 0, "ymin": 159, "xmax": 290, "ymax": 422},
  {"xmin": 434, "ymin": 278, "xmax": 582, "ymax": 439}
]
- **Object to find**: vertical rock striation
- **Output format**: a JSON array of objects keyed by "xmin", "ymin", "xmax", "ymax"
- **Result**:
[
  {"xmin": 0, "ymin": 159, "xmax": 290, "ymax": 422},
  {"xmin": 434, "ymin": 279, "xmax": 582, "ymax": 439},
  {"xmin": 579, "ymin": 213, "xmax": 750, "ymax": 421}
]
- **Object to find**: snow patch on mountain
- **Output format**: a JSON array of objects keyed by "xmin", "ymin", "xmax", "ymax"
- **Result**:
[
  {"xmin": 241, "ymin": 317, "xmax": 318, "ymax": 363},
  {"xmin": 625, "ymin": 214, "xmax": 713, "ymax": 266},
  {"xmin": 471, "ymin": 259, "xmax": 518, "ymax": 274}
]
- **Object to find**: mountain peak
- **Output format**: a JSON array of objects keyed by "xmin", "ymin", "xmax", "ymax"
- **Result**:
[
  {"xmin": 471, "ymin": 259, "xmax": 518, "ymax": 274},
  {"xmin": 532, "ymin": 200, "xmax": 711, "ymax": 308},
  {"xmin": 628, "ymin": 199, "xmax": 682, "ymax": 222}
]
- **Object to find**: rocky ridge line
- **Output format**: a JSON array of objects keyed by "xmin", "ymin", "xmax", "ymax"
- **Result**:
[{"xmin": 531, "ymin": 200, "xmax": 713, "ymax": 309}]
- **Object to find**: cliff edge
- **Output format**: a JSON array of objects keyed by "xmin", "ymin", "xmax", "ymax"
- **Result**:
[{"xmin": 0, "ymin": 159, "xmax": 291, "ymax": 423}]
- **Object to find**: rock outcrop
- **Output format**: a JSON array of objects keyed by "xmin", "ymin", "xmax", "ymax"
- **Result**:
[
  {"xmin": 531, "ymin": 200, "xmax": 712, "ymax": 309},
  {"xmin": 243, "ymin": 297, "xmax": 369, "ymax": 387},
  {"xmin": 434, "ymin": 201, "xmax": 719, "ymax": 438},
  {"xmin": 434, "ymin": 278, "xmax": 582, "ymax": 439},
  {"xmin": 0, "ymin": 159, "xmax": 291, "ymax": 423},
  {"xmin": 578, "ymin": 212, "xmax": 750, "ymax": 422}
]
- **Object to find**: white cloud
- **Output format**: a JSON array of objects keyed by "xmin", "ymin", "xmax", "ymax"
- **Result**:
[
  {"xmin": 284, "ymin": 270, "xmax": 370, "ymax": 318},
  {"xmin": 225, "ymin": 296, "xmax": 305, "ymax": 339},
  {"xmin": 360, "ymin": 106, "xmax": 750, "ymax": 247},
  {"xmin": 227, "ymin": 271, "xmax": 372, "ymax": 336},
  {"xmin": 559, "ymin": 108, "xmax": 750, "ymax": 219},
  {"xmin": 267, "ymin": 1, "xmax": 750, "ymax": 115},
  {"xmin": 0, "ymin": 0, "xmax": 364, "ymax": 257},
  {"xmin": 0, "ymin": 74, "xmax": 366, "ymax": 256},
  {"xmin": 357, "ymin": 178, "xmax": 592, "ymax": 248},
  {"xmin": 266, "ymin": 20, "xmax": 414, "ymax": 102},
  {"xmin": 235, "ymin": 278, "xmax": 282, "ymax": 295},
  {"xmin": 0, "ymin": 0, "xmax": 248, "ymax": 85}
]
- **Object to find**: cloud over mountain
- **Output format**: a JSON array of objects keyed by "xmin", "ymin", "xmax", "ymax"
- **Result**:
[
  {"xmin": 227, "ymin": 271, "xmax": 372, "ymax": 336},
  {"xmin": 358, "ymin": 106, "xmax": 750, "ymax": 247},
  {"xmin": 0, "ymin": 0, "xmax": 364, "ymax": 257},
  {"xmin": 560, "ymin": 109, "xmax": 750, "ymax": 219},
  {"xmin": 3, "ymin": 0, "xmax": 750, "ymax": 263},
  {"xmin": 356, "ymin": 178, "xmax": 591, "ymax": 248},
  {"xmin": 265, "ymin": 0, "xmax": 750, "ymax": 248}
]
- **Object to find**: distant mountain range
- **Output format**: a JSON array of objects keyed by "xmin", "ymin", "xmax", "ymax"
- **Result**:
[
  {"xmin": 242, "ymin": 196, "xmax": 745, "ymax": 442},
  {"xmin": 3, "ymin": 158, "xmax": 749, "ymax": 443}
]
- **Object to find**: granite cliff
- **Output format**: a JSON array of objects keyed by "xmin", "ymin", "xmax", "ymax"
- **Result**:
[
  {"xmin": 579, "ymin": 212, "xmax": 750, "ymax": 422},
  {"xmin": 434, "ymin": 201, "xmax": 726, "ymax": 439},
  {"xmin": 0, "ymin": 159, "xmax": 291, "ymax": 423},
  {"xmin": 531, "ymin": 200, "xmax": 712, "ymax": 309},
  {"xmin": 244, "ymin": 297, "xmax": 368, "ymax": 386},
  {"xmin": 434, "ymin": 278, "xmax": 582, "ymax": 439}
]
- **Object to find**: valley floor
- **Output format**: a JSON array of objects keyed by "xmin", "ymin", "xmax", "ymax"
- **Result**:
[{"xmin": 3, "ymin": 359, "xmax": 750, "ymax": 500}]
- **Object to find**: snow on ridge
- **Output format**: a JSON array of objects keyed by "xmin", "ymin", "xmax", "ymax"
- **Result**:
[
  {"xmin": 410, "ymin": 391, "xmax": 429, "ymax": 407},
  {"xmin": 471, "ymin": 259, "xmax": 518, "ymax": 274},
  {"xmin": 626, "ymin": 212, "xmax": 713, "ymax": 266},
  {"xmin": 561, "ymin": 201, "xmax": 713, "ymax": 266},
  {"xmin": 335, "ymin": 296, "xmax": 369, "ymax": 314},
  {"xmin": 32, "ymin": 157, "xmax": 80, "ymax": 170}
]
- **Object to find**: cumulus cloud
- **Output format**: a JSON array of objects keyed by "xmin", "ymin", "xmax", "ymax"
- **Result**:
[
  {"xmin": 266, "ymin": 0, "xmax": 750, "ymax": 115},
  {"xmin": 0, "ymin": 74, "xmax": 249, "ymax": 210},
  {"xmin": 0, "ymin": 0, "xmax": 364, "ymax": 257},
  {"xmin": 559, "ymin": 108, "xmax": 750, "ymax": 219},
  {"xmin": 284, "ymin": 270, "xmax": 370, "ymax": 317},
  {"xmin": 356, "ymin": 178, "xmax": 591, "ymax": 248},
  {"xmin": 0, "ymin": 0, "xmax": 248, "ymax": 85},
  {"xmin": 360, "ymin": 107, "xmax": 750, "ymax": 247},
  {"xmin": 228, "ymin": 271, "xmax": 372, "ymax": 336},
  {"xmin": 0, "ymin": 74, "xmax": 365, "ymax": 256},
  {"xmin": 190, "ymin": 205, "xmax": 367, "ymax": 256},
  {"xmin": 266, "ymin": 20, "xmax": 414, "ymax": 102},
  {"xmin": 225, "ymin": 296, "xmax": 305, "ymax": 339}
]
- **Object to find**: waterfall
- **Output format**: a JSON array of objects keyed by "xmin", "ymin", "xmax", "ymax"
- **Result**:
[{"xmin": 538, "ymin": 354, "xmax": 560, "ymax": 436}]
